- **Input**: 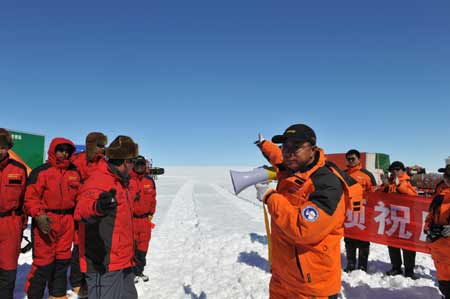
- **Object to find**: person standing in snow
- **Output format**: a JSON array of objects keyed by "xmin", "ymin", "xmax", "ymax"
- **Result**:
[
  {"xmin": 425, "ymin": 164, "xmax": 450, "ymax": 299},
  {"xmin": 70, "ymin": 131, "xmax": 108, "ymax": 298},
  {"xmin": 256, "ymin": 124, "xmax": 356, "ymax": 299},
  {"xmin": 129, "ymin": 155, "xmax": 157, "ymax": 283},
  {"xmin": 24, "ymin": 138, "xmax": 81, "ymax": 299},
  {"xmin": 343, "ymin": 149, "xmax": 377, "ymax": 272},
  {"xmin": 0, "ymin": 128, "xmax": 27, "ymax": 299},
  {"xmin": 383, "ymin": 161, "xmax": 418, "ymax": 279},
  {"xmin": 74, "ymin": 135, "xmax": 138, "ymax": 299}
]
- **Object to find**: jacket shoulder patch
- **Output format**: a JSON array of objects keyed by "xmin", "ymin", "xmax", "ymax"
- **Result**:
[{"xmin": 302, "ymin": 206, "xmax": 319, "ymax": 222}]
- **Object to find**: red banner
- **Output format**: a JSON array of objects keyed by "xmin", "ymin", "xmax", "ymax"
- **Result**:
[{"xmin": 344, "ymin": 192, "xmax": 431, "ymax": 253}]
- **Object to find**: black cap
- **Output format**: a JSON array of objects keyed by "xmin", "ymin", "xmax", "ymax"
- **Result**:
[
  {"xmin": 272, "ymin": 124, "xmax": 316, "ymax": 145},
  {"xmin": 438, "ymin": 164, "xmax": 450, "ymax": 176},
  {"xmin": 388, "ymin": 161, "xmax": 406, "ymax": 172}
]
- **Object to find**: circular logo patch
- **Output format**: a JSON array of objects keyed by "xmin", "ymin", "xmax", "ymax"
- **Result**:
[{"xmin": 302, "ymin": 206, "xmax": 319, "ymax": 222}]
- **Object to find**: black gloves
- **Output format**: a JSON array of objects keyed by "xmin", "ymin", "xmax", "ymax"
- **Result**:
[
  {"xmin": 426, "ymin": 224, "xmax": 444, "ymax": 242},
  {"xmin": 96, "ymin": 188, "xmax": 118, "ymax": 216},
  {"xmin": 35, "ymin": 214, "xmax": 53, "ymax": 234}
]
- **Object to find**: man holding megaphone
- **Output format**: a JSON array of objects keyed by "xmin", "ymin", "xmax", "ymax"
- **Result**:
[{"xmin": 256, "ymin": 124, "xmax": 361, "ymax": 299}]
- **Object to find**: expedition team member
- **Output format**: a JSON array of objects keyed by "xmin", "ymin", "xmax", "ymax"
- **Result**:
[
  {"xmin": 0, "ymin": 128, "xmax": 27, "ymax": 299},
  {"xmin": 343, "ymin": 149, "xmax": 377, "ymax": 272},
  {"xmin": 425, "ymin": 164, "xmax": 450, "ymax": 299},
  {"xmin": 256, "ymin": 124, "xmax": 359, "ymax": 299},
  {"xmin": 74, "ymin": 136, "xmax": 139, "ymax": 299},
  {"xmin": 383, "ymin": 161, "xmax": 418, "ymax": 279},
  {"xmin": 24, "ymin": 138, "xmax": 81, "ymax": 299},
  {"xmin": 129, "ymin": 155, "xmax": 157, "ymax": 283},
  {"xmin": 70, "ymin": 131, "xmax": 108, "ymax": 298}
]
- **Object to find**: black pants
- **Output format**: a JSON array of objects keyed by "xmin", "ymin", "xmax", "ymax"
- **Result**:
[
  {"xmin": 70, "ymin": 245, "xmax": 85, "ymax": 287},
  {"xmin": 0, "ymin": 268, "xmax": 17, "ymax": 299},
  {"xmin": 133, "ymin": 249, "xmax": 147, "ymax": 276},
  {"xmin": 439, "ymin": 280, "xmax": 450, "ymax": 299},
  {"xmin": 85, "ymin": 267, "xmax": 137, "ymax": 299},
  {"xmin": 388, "ymin": 246, "xmax": 416, "ymax": 272},
  {"xmin": 27, "ymin": 259, "xmax": 70, "ymax": 299},
  {"xmin": 344, "ymin": 238, "xmax": 370, "ymax": 270}
]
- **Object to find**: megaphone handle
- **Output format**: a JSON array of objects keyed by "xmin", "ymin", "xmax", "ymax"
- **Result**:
[{"xmin": 263, "ymin": 203, "xmax": 272, "ymax": 267}]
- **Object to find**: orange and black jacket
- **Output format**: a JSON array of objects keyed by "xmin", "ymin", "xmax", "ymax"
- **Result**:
[
  {"xmin": 384, "ymin": 173, "xmax": 418, "ymax": 196},
  {"xmin": 74, "ymin": 161, "xmax": 135, "ymax": 273},
  {"xmin": 259, "ymin": 141, "xmax": 346, "ymax": 297},
  {"xmin": 0, "ymin": 154, "xmax": 27, "ymax": 214},
  {"xmin": 129, "ymin": 170, "xmax": 156, "ymax": 217},
  {"xmin": 346, "ymin": 165, "xmax": 377, "ymax": 192},
  {"xmin": 434, "ymin": 180, "xmax": 449, "ymax": 197},
  {"xmin": 425, "ymin": 191, "xmax": 450, "ymax": 270},
  {"xmin": 24, "ymin": 138, "xmax": 81, "ymax": 218}
]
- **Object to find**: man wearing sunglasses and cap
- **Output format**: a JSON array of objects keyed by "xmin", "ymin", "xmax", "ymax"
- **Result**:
[
  {"xmin": 255, "ymin": 124, "xmax": 352, "ymax": 299},
  {"xmin": 24, "ymin": 138, "xmax": 81, "ymax": 299},
  {"xmin": 425, "ymin": 161, "xmax": 450, "ymax": 299},
  {"xmin": 0, "ymin": 129, "xmax": 27, "ymax": 299},
  {"xmin": 70, "ymin": 132, "xmax": 108, "ymax": 298},
  {"xmin": 383, "ymin": 161, "xmax": 418, "ymax": 279},
  {"xmin": 343, "ymin": 149, "xmax": 378, "ymax": 273},
  {"xmin": 129, "ymin": 155, "xmax": 157, "ymax": 283},
  {"xmin": 74, "ymin": 135, "xmax": 139, "ymax": 299}
]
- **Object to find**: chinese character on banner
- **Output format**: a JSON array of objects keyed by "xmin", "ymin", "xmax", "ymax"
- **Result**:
[
  {"xmin": 419, "ymin": 211, "xmax": 429, "ymax": 242},
  {"xmin": 374, "ymin": 201, "xmax": 413, "ymax": 239},
  {"xmin": 345, "ymin": 199, "xmax": 367, "ymax": 230}
]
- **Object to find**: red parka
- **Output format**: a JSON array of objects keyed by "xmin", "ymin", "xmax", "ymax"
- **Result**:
[
  {"xmin": 24, "ymin": 138, "xmax": 81, "ymax": 218},
  {"xmin": 71, "ymin": 151, "xmax": 107, "ymax": 181},
  {"xmin": 129, "ymin": 170, "xmax": 156, "ymax": 252},
  {"xmin": 0, "ymin": 154, "xmax": 27, "ymax": 213},
  {"xmin": 74, "ymin": 161, "xmax": 135, "ymax": 273},
  {"xmin": 0, "ymin": 154, "xmax": 27, "ymax": 270}
]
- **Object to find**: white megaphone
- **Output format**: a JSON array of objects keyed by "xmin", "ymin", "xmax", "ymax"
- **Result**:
[{"xmin": 230, "ymin": 166, "xmax": 277, "ymax": 195}]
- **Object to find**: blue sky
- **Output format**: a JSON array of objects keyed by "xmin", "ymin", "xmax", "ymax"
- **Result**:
[{"xmin": 1, "ymin": 1, "xmax": 449, "ymax": 170}]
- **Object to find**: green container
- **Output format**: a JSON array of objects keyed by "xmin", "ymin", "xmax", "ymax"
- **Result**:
[
  {"xmin": 9, "ymin": 130, "xmax": 45, "ymax": 169},
  {"xmin": 375, "ymin": 153, "xmax": 390, "ymax": 173}
]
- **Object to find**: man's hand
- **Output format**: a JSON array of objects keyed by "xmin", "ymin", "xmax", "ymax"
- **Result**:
[
  {"xmin": 254, "ymin": 133, "xmax": 265, "ymax": 147},
  {"xmin": 255, "ymin": 182, "xmax": 270, "ymax": 202},
  {"xmin": 96, "ymin": 188, "xmax": 118, "ymax": 216},
  {"xmin": 35, "ymin": 214, "xmax": 53, "ymax": 234}
]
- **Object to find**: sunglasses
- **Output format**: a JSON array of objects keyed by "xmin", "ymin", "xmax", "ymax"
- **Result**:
[
  {"xmin": 346, "ymin": 157, "xmax": 356, "ymax": 162},
  {"xmin": 96, "ymin": 144, "xmax": 105, "ymax": 148},
  {"xmin": 55, "ymin": 145, "xmax": 73, "ymax": 154},
  {"xmin": 281, "ymin": 143, "xmax": 311, "ymax": 154}
]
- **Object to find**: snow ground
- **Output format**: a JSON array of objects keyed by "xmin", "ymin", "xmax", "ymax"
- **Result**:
[{"xmin": 16, "ymin": 167, "xmax": 443, "ymax": 299}]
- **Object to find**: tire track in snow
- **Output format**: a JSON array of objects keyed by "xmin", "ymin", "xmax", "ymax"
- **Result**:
[
  {"xmin": 140, "ymin": 179, "xmax": 270, "ymax": 299},
  {"xmin": 141, "ymin": 179, "xmax": 203, "ymax": 298}
]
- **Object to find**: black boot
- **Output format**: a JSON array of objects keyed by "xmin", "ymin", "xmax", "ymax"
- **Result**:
[
  {"xmin": 386, "ymin": 268, "xmax": 403, "ymax": 276},
  {"xmin": 344, "ymin": 263, "xmax": 356, "ymax": 273},
  {"xmin": 404, "ymin": 270, "xmax": 417, "ymax": 280}
]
